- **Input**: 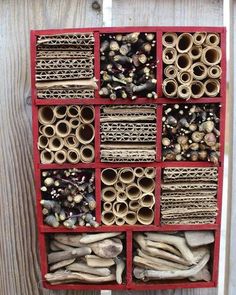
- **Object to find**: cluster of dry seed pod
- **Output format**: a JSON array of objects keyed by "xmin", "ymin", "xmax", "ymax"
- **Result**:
[
  {"xmin": 162, "ymin": 32, "xmax": 222, "ymax": 99},
  {"xmin": 38, "ymin": 105, "xmax": 95, "ymax": 164},
  {"xmin": 36, "ymin": 33, "xmax": 97, "ymax": 99},
  {"xmin": 101, "ymin": 167, "xmax": 156, "ymax": 225},
  {"xmin": 45, "ymin": 232, "xmax": 125, "ymax": 285},
  {"xmin": 99, "ymin": 32, "xmax": 157, "ymax": 100},
  {"xmin": 40, "ymin": 169, "xmax": 97, "ymax": 228},
  {"xmin": 133, "ymin": 231, "xmax": 214, "ymax": 282},
  {"xmin": 162, "ymin": 104, "xmax": 220, "ymax": 163}
]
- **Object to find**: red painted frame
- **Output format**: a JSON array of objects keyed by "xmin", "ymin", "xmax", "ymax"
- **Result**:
[{"xmin": 31, "ymin": 26, "xmax": 226, "ymax": 291}]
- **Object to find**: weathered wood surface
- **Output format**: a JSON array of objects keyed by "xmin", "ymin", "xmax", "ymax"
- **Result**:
[{"xmin": 0, "ymin": 0, "xmax": 225, "ymax": 295}]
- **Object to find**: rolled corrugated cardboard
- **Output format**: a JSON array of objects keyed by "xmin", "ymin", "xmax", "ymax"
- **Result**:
[
  {"xmin": 134, "ymin": 167, "xmax": 145, "ymax": 178},
  {"xmin": 55, "ymin": 149, "xmax": 67, "ymax": 164},
  {"xmin": 190, "ymin": 81, "xmax": 205, "ymax": 99},
  {"xmin": 80, "ymin": 145, "xmax": 95, "ymax": 163},
  {"xmin": 201, "ymin": 46, "xmax": 222, "ymax": 66},
  {"xmin": 124, "ymin": 211, "xmax": 137, "ymax": 225},
  {"xmin": 193, "ymin": 32, "xmax": 206, "ymax": 46},
  {"xmin": 48, "ymin": 136, "xmax": 64, "ymax": 151},
  {"xmin": 80, "ymin": 106, "xmax": 95, "ymax": 124},
  {"xmin": 144, "ymin": 167, "xmax": 156, "ymax": 178},
  {"xmin": 164, "ymin": 65, "xmax": 178, "ymax": 79},
  {"xmin": 40, "ymin": 150, "xmax": 54, "ymax": 164},
  {"xmin": 191, "ymin": 62, "xmax": 208, "ymax": 80},
  {"xmin": 205, "ymin": 33, "xmax": 220, "ymax": 47},
  {"xmin": 162, "ymin": 32, "xmax": 178, "ymax": 47},
  {"xmin": 177, "ymin": 85, "xmax": 191, "ymax": 100},
  {"xmin": 162, "ymin": 47, "xmax": 177, "ymax": 64},
  {"xmin": 113, "ymin": 201, "xmax": 128, "ymax": 218},
  {"xmin": 162, "ymin": 78, "xmax": 178, "ymax": 98},
  {"xmin": 137, "ymin": 176, "xmax": 155, "ymax": 193},
  {"xmin": 38, "ymin": 135, "xmax": 49, "ymax": 149},
  {"xmin": 101, "ymin": 187, "xmax": 117, "ymax": 202},
  {"xmin": 176, "ymin": 33, "xmax": 193, "ymax": 53},
  {"xmin": 64, "ymin": 135, "xmax": 79, "ymax": 148},
  {"xmin": 103, "ymin": 202, "xmax": 113, "ymax": 212},
  {"xmin": 188, "ymin": 45, "xmax": 202, "ymax": 60},
  {"xmin": 139, "ymin": 193, "xmax": 155, "ymax": 208},
  {"xmin": 54, "ymin": 105, "xmax": 67, "ymax": 119},
  {"xmin": 204, "ymin": 79, "xmax": 220, "ymax": 97},
  {"xmin": 38, "ymin": 106, "xmax": 56, "ymax": 125},
  {"xmin": 175, "ymin": 53, "xmax": 192, "ymax": 71},
  {"xmin": 55, "ymin": 120, "xmax": 71, "ymax": 138},
  {"xmin": 67, "ymin": 148, "xmax": 80, "ymax": 163},
  {"xmin": 76, "ymin": 124, "xmax": 95, "ymax": 144},
  {"xmin": 208, "ymin": 65, "xmax": 222, "ymax": 78},
  {"xmin": 101, "ymin": 211, "xmax": 116, "ymax": 225},
  {"xmin": 42, "ymin": 125, "xmax": 55, "ymax": 138},
  {"xmin": 126, "ymin": 184, "xmax": 141, "ymax": 200},
  {"xmin": 119, "ymin": 168, "xmax": 135, "ymax": 184},
  {"xmin": 137, "ymin": 207, "xmax": 154, "ymax": 225},
  {"xmin": 101, "ymin": 168, "xmax": 118, "ymax": 186},
  {"xmin": 67, "ymin": 105, "xmax": 80, "ymax": 118}
]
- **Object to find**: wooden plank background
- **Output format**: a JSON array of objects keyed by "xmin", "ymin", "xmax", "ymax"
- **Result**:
[{"xmin": 0, "ymin": 0, "xmax": 224, "ymax": 295}]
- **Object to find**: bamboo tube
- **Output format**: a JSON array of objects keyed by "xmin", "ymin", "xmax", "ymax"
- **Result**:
[
  {"xmin": 39, "ymin": 125, "xmax": 44, "ymax": 134},
  {"xmin": 38, "ymin": 135, "xmax": 49, "ymax": 149},
  {"xmin": 177, "ymin": 85, "xmax": 191, "ymax": 100},
  {"xmin": 101, "ymin": 211, "xmax": 116, "ymax": 225},
  {"xmin": 48, "ymin": 136, "xmax": 64, "ymax": 151},
  {"xmin": 80, "ymin": 106, "xmax": 95, "ymax": 124},
  {"xmin": 175, "ymin": 53, "xmax": 192, "ymax": 71},
  {"xmin": 205, "ymin": 33, "xmax": 220, "ymax": 46},
  {"xmin": 191, "ymin": 62, "xmax": 208, "ymax": 80},
  {"xmin": 55, "ymin": 120, "xmax": 71, "ymax": 138},
  {"xmin": 117, "ymin": 190, "xmax": 128, "ymax": 202},
  {"xmin": 69, "ymin": 118, "xmax": 81, "ymax": 129},
  {"xmin": 190, "ymin": 81, "xmax": 205, "ymax": 99},
  {"xmin": 64, "ymin": 135, "xmax": 79, "ymax": 148},
  {"xmin": 162, "ymin": 32, "xmax": 178, "ymax": 47},
  {"xmin": 129, "ymin": 200, "xmax": 140, "ymax": 212},
  {"xmin": 176, "ymin": 33, "xmax": 193, "ymax": 53},
  {"xmin": 208, "ymin": 65, "xmax": 222, "ymax": 78},
  {"xmin": 119, "ymin": 168, "xmax": 135, "ymax": 184},
  {"xmin": 126, "ymin": 184, "xmax": 141, "ymax": 200},
  {"xmin": 137, "ymin": 177, "xmax": 155, "ymax": 193},
  {"xmin": 115, "ymin": 181, "xmax": 126, "ymax": 192},
  {"xmin": 54, "ymin": 105, "xmax": 67, "ymax": 119},
  {"xmin": 137, "ymin": 207, "xmax": 154, "ymax": 225},
  {"xmin": 188, "ymin": 45, "xmax": 203, "ymax": 60},
  {"xmin": 162, "ymin": 78, "xmax": 178, "ymax": 98},
  {"xmin": 193, "ymin": 32, "xmax": 206, "ymax": 45},
  {"xmin": 101, "ymin": 187, "xmax": 117, "ymax": 202},
  {"xmin": 80, "ymin": 145, "xmax": 95, "ymax": 163},
  {"xmin": 139, "ymin": 193, "xmax": 155, "ymax": 208},
  {"xmin": 76, "ymin": 124, "xmax": 95, "ymax": 144},
  {"xmin": 134, "ymin": 167, "xmax": 145, "ymax": 178},
  {"xmin": 204, "ymin": 79, "xmax": 220, "ymax": 97},
  {"xmin": 164, "ymin": 65, "xmax": 178, "ymax": 79},
  {"xmin": 162, "ymin": 47, "xmax": 177, "ymax": 64},
  {"xmin": 41, "ymin": 125, "xmax": 55, "ymax": 138},
  {"xmin": 67, "ymin": 148, "xmax": 80, "ymax": 163},
  {"xmin": 40, "ymin": 150, "xmax": 54, "ymax": 164},
  {"xmin": 177, "ymin": 71, "xmax": 193, "ymax": 85},
  {"xmin": 124, "ymin": 211, "xmax": 137, "ymax": 225},
  {"xmin": 103, "ymin": 202, "xmax": 112, "ymax": 212},
  {"xmin": 113, "ymin": 201, "xmax": 128, "ymax": 218},
  {"xmin": 115, "ymin": 218, "xmax": 125, "ymax": 226},
  {"xmin": 101, "ymin": 168, "xmax": 118, "ymax": 185},
  {"xmin": 144, "ymin": 167, "xmax": 156, "ymax": 178},
  {"xmin": 67, "ymin": 105, "xmax": 80, "ymax": 118},
  {"xmin": 38, "ymin": 106, "xmax": 56, "ymax": 125},
  {"xmin": 55, "ymin": 149, "xmax": 67, "ymax": 164},
  {"xmin": 201, "ymin": 46, "xmax": 222, "ymax": 66}
]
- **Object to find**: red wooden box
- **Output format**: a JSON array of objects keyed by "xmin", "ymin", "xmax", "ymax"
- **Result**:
[{"xmin": 31, "ymin": 26, "xmax": 226, "ymax": 291}]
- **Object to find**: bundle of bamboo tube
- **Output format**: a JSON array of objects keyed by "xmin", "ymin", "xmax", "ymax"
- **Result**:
[
  {"xmin": 45, "ymin": 233, "xmax": 125, "ymax": 285},
  {"xmin": 162, "ymin": 32, "xmax": 222, "ymax": 99},
  {"xmin": 133, "ymin": 231, "xmax": 214, "ymax": 282},
  {"xmin": 101, "ymin": 167, "xmax": 156, "ymax": 225},
  {"xmin": 162, "ymin": 103, "xmax": 220, "ymax": 163},
  {"xmin": 36, "ymin": 33, "xmax": 97, "ymax": 99},
  {"xmin": 99, "ymin": 32, "xmax": 157, "ymax": 100},
  {"xmin": 40, "ymin": 169, "xmax": 97, "ymax": 228},
  {"xmin": 38, "ymin": 105, "xmax": 95, "ymax": 164}
]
